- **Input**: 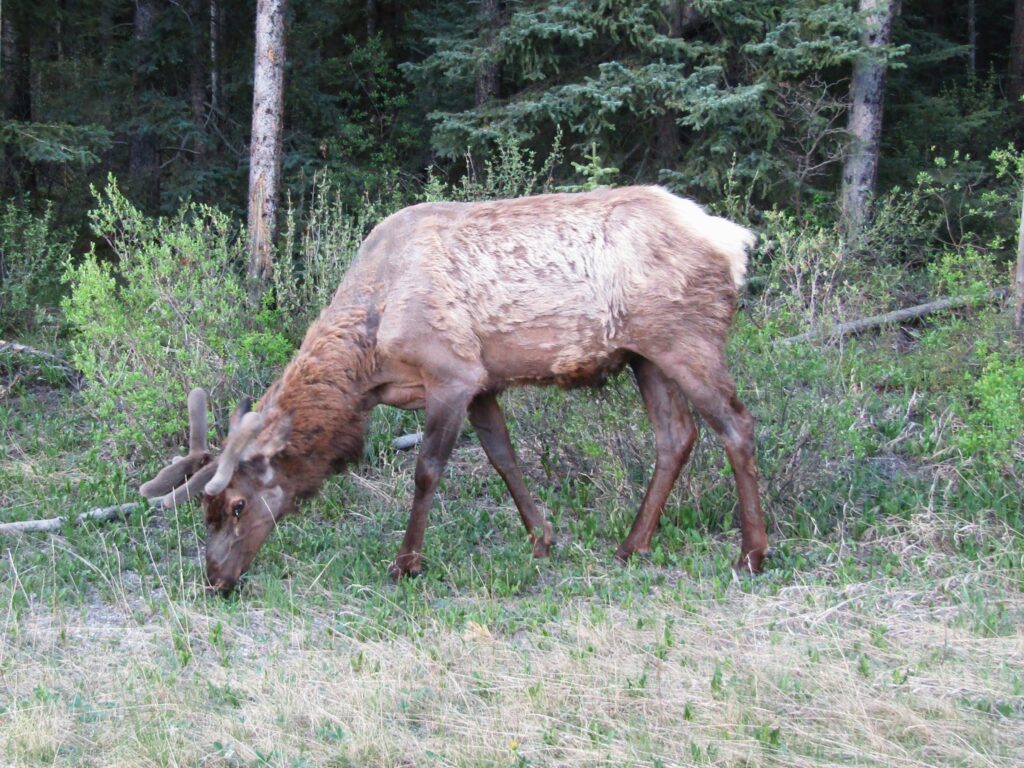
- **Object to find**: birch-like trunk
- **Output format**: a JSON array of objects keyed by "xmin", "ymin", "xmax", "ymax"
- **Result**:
[
  {"xmin": 246, "ymin": 0, "xmax": 288, "ymax": 290},
  {"xmin": 210, "ymin": 0, "xmax": 223, "ymax": 116},
  {"xmin": 840, "ymin": 0, "xmax": 900, "ymax": 249}
]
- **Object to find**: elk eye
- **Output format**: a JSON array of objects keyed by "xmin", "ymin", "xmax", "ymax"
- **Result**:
[{"xmin": 231, "ymin": 499, "xmax": 245, "ymax": 518}]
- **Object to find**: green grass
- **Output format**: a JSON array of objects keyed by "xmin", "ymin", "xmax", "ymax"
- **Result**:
[{"xmin": 2, "ymin": 303, "xmax": 1023, "ymax": 766}]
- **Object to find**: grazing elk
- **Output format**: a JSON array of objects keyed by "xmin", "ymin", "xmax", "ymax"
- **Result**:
[{"xmin": 141, "ymin": 186, "xmax": 768, "ymax": 594}]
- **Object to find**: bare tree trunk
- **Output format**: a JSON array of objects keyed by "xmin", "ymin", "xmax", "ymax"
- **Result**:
[
  {"xmin": 1007, "ymin": 1, "xmax": 1024, "ymax": 115},
  {"xmin": 210, "ymin": 0, "xmax": 223, "ymax": 117},
  {"xmin": 967, "ymin": 0, "xmax": 977, "ymax": 78},
  {"xmin": 188, "ymin": 0, "xmax": 209, "ymax": 169},
  {"xmin": 1010, "ymin": 0, "xmax": 1024, "ymax": 108},
  {"xmin": 840, "ymin": 0, "xmax": 900, "ymax": 250},
  {"xmin": 1016, "ymin": 184, "xmax": 1024, "ymax": 334},
  {"xmin": 246, "ymin": 0, "xmax": 288, "ymax": 292},
  {"xmin": 474, "ymin": 0, "xmax": 501, "ymax": 106},
  {"xmin": 130, "ymin": 0, "xmax": 161, "ymax": 211},
  {"xmin": 1, "ymin": 0, "xmax": 33, "ymax": 195}
]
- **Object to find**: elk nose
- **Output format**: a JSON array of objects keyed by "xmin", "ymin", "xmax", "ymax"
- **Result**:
[{"xmin": 205, "ymin": 574, "xmax": 236, "ymax": 597}]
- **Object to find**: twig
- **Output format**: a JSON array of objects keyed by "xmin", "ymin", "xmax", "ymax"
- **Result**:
[
  {"xmin": 780, "ymin": 289, "xmax": 1008, "ymax": 345},
  {"xmin": 0, "ymin": 503, "xmax": 142, "ymax": 535},
  {"xmin": 392, "ymin": 432, "xmax": 424, "ymax": 450}
]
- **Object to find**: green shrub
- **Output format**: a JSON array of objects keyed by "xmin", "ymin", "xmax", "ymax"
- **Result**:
[
  {"xmin": 0, "ymin": 199, "xmax": 72, "ymax": 332},
  {"xmin": 63, "ymin": 177, "xmax": 293, "ymax": 455},
  {"xmin": 273, "ymin": 174, "xmax": 385, "ymax": 339},
  {"xmin": 955, "ymin": 348, "xmax": 1024, "ymax": 472}
]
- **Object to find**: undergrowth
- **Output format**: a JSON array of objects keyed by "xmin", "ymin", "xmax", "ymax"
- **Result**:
[{"xmin": 2, "ymin": 147, "xmax": 1023, "ymax": 766}]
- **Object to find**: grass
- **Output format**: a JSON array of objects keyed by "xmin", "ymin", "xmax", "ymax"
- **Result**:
[{"xmin": 1, "ymin": 301, "xmax": 1023, "ymax": 766}]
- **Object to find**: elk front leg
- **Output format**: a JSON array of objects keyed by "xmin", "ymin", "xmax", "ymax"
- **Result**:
[
  {"xmin": 616, "ymin": 358, "xmax": 698, "ymax": 561},
  {"xmin": 390, "ymin": 386, "xmax": 474, "ymax": 579},
  {"xmin": 468, "ymin": 393, "xmax": 553, "ymax": 557}
]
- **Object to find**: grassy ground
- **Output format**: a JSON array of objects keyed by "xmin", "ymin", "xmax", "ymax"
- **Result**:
[{"xmin": 2, "ymin": 307, "xmax": 1022, "ymax": 767}]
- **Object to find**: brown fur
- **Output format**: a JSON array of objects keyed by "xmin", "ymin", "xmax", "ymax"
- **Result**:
[{"xmin": 144, "ymin": 186, "xmax": 768, "ymax": 593}]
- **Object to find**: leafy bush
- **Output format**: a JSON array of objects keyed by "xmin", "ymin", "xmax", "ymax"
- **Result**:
[
  {"xmin": 63, "ymin": 178, "xmax": 292, "ymax": 454},
  {"xmin": 955, "ymin": 346, "xmax": 1024, "ymax": 472},
  {"xmin": 0, "ymin": 199, "xmax": 72, "ymax": 332},
  {"xmin": 273, "ymin": 174, "xmax": 386, "ymax": 339}
]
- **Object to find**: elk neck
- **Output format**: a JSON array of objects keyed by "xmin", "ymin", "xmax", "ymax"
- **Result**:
[{"xmin": 258, "ymin": 302, "xmax": 382, "ymax": 497}]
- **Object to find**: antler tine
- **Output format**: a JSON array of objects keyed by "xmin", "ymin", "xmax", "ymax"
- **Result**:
[
  {"xmin": 139, "ymin": 387, "xmax": 213, "ymax": 500},
  {"xmin": 204, "ymin": 411, "xmax": 265, "ymax": 496},
  {"xmin": 151, "ymin": 461, "xmax": 219, "ymax": 509},
  {"xmin": 187, "ymin": 387, "xmax": 210, "ymax": 454}
]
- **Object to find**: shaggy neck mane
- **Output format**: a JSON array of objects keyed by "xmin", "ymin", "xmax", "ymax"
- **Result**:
[{"xmin": 260, "ymin": 305, "xmax": 379, "ymax": 498}]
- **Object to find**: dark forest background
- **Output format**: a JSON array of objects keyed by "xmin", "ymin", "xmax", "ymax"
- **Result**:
[{"xmin": 2, "ymin": 0, "xmax": 1021, "ymax": 225}]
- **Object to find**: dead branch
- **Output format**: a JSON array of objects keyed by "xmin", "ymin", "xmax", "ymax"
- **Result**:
[
  {"xmin": 0, "ymin": 339, "xmax": 78, "ymax": 375},
  {"xmin": 781, "ymin": 289, "xmax": 1008, "ymax": 345},
  {"xmin": 392, "ymin": 432, "xmax": 424, "ymax": 450},
  {"xmin": 0, "ymin": 502, "xmax": 142, "ymax": 535}
]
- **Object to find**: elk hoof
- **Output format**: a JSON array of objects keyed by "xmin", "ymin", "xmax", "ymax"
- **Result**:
[
  {"xmin": 736, "ymin": 547, "xmax": 768, "ymax": 575},
  {"xmin": 388, "ymin": 557, "xmax": 423, "ymax": 581},
  {"xmin": 613, "ymin": 546, "xmax": 651, "ymax": 564},
  {"xmin": 531, "ymin": 537, "xmax": 553, "ymax": 559}
]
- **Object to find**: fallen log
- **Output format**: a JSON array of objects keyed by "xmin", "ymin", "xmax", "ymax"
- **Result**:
[
  {"xmin": 0, "ymin": 339, "xmax": 78, "ymax": 380},
  {"xmin": 780, "ymin": 288, "xmax": 1008, "ymax": 345},
  {"xmin": 0, "ymin": 502, "xmax": 142, "ymax": 535}
]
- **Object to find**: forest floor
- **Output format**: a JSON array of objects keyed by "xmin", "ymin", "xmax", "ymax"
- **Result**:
[{"xmin": 1, "ymin": 310, "xmax": 1022, "ymax": 767}]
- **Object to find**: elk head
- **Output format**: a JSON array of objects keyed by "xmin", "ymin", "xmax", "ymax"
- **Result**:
[{"xmin": 140, "ymin": 388, "xmax": 293, "ymax": 594}]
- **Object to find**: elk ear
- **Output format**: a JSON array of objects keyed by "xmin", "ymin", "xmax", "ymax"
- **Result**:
[
  {"xmin": 229, "ymin": 396, "xmax": 253, "ymax": 433},
  {"xmin": 246, "ymin": 412, "xmax": 292, "ymax": 460}
]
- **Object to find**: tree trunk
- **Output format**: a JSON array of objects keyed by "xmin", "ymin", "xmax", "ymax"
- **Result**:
[
  {"xmin": 210, "ymin": 0, "xmax": 223, "ymax": 117},
  {"xmin": 246, "ymin": 0, "xmax": 288, "ymax": 292},
  {"xmin": 1, "ymin": 0, "xmax": 33, "ymax": 195},
  {"xmin": 189, "ymin": 0, "xmax": 209, "ymax": 169},
  {"xmin": 1010, "ymin": 0, "xmax": 1024, "ymax": 108},
  {"xmin": 129, "ymin": 0, "xmax": 162, "ymax": 211},
  {"xmin": 967, "ymin": 0, "xmax": 976, "ymax": 78},
  {"xmin": 474, "ymin": 0, "xmax": 501, "ymax": 106},
  {"xmin": 1016, "ymin": 183, "xmax": 1024, "ymax": 334},
  {"xmin": 840, "ymin": 0, "xmax": 900, "ymax": 250}
]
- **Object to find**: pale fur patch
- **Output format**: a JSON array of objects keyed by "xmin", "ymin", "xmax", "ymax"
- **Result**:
[
  {"xmin": 258, "ymin": 486, "xmax": 284, "ymax": 518},
  {"xmin": 649, "ymin": 187, "xmax": 755, "ymax": 289},
  {"xmin": 360, "ymin": 186, "xmax": 753, "ymax": 368}
]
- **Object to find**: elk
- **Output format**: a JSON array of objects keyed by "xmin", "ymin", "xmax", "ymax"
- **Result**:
[{"xmin": 141, "ymin": 186, "xmax": 768, "ymax": 594}]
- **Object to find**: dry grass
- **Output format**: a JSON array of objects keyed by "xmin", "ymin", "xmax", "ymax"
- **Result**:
[{"xmin": 2, "ymin": 565, "xmax": 1022, "ymax": 768}]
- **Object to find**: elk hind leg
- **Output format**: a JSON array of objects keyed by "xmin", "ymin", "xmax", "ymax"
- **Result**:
[
  {"xmin": 653, "ymin": 350, "xmax": 767, "ymax": 573},
  {"xmin": 616, "ymin": 357, "xmax": 698, "ymax": 562}
]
